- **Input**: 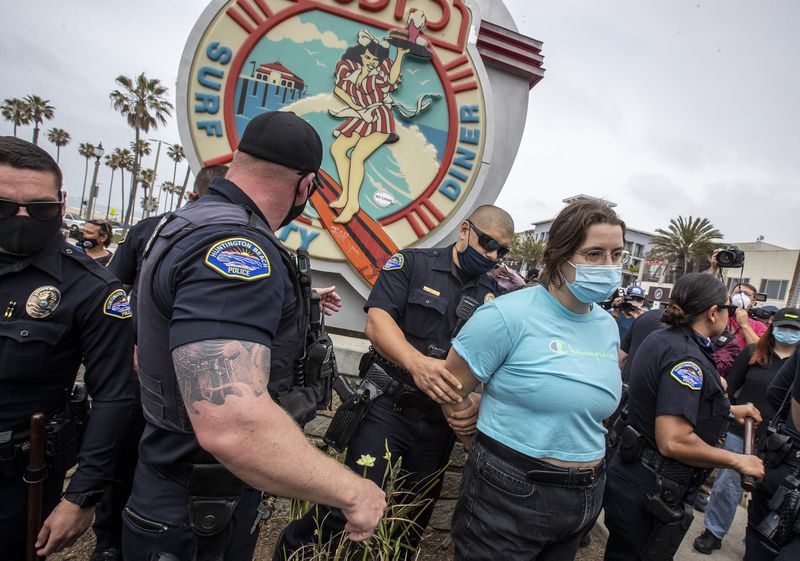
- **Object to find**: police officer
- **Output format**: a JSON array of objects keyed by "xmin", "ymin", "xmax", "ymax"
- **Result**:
[
  {"xmin": 0, "ymin": 137, "xmax": 134, "ymax": 560},
  {"xmin": 121, "ymin": 112, "xmax": 385, "ymax": 561},
  {"xmin": 89, "ymin": 165, "xmax": 229, "ymax": 561},
  {"xmin": 276, "ymin": 205, "xmax": 514, "ymax": 559},
  {"xmin": 603, "ymin": 273, "xmax": 764, "ymax": 560},
  {"xmin": 745, "ymin": 347, "xmax": 800, "ymax": 560}
]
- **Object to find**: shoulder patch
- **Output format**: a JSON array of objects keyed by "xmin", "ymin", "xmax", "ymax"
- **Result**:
[
  {"xmin": 383, "ymin": 253, "xmax": 404, "ymax": 271},
  {"xmin": 669, "ymin": 361, "xmax": 703, "ymax": 390},
  {"xmin": 103, "ymin": 289, "xmax": 132, "ymax": 319},
  {"xmin": 204, "ymin": 237, "xmax": 271, "ymax": 281}
]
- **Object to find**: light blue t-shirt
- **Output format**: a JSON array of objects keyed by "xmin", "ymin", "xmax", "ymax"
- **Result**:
[{"xmin": 452, "ymin": 284, "xmax": 622, "ymax": 462}]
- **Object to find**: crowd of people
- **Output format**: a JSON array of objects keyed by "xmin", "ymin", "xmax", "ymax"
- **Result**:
[{"xmin": 1, "ymin": 111, "xmax": 800, "ymax": 561}]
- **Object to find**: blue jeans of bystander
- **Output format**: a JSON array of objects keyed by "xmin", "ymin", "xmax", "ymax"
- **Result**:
[{"xmin": 704, "ymin": 432, "xmax": 745, "ymax": 539}]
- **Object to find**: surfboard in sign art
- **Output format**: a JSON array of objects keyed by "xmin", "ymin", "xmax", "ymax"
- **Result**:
[{"xmin": 178, "ymin": 0, "xmax": 493, "ymax": 289}]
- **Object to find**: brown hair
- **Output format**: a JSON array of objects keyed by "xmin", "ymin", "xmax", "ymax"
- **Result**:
[
  {"xmin": 539, "ymin": 200, "xmax": 626, "ymax": 288},
  {"xmin": 733, "ymin": 282, "xmax": 757, "ymax": 298},
  {"xmin": 661, "ymin": 273, "xmax": 728, "ymax": 327},
  {"xmin": 87, "ymin": 219, "xmax": 113, "ymax": 247},
  {"xmin": 749, "ymin": 324, "xmax": 776, "ymax": 367}
]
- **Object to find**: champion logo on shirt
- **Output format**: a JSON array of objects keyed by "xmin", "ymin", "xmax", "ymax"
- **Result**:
[{"xmin": 548, "ymin": 339, "xmax": 615, "ymax": 362}]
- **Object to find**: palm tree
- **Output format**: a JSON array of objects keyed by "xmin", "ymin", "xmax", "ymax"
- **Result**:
[
  {"xmin": 23, "ymin": 95, "xmax": 55, "ymax": 145},
  {"xmin": 46, "ymin": 128, "xmax": 71, "ymax": 162},
  {"xmin": 138, "ymin": 168, "xmax": 155, "ymax": 219},
  {"xmin": 158, "ymin": 180, "xmax": 174, "ymax": 213},
  {"xmin": 1, "ymin": 98, "xmax": 30, "ymax": 137},
  {"xmin": 115, "ymin": 148, "xmax": 134, "ymax": 221},
  {"xmin": 103, "ymin": 152, "xmax": 121, "ymax": 220},
  {"xmin": 648, "ymin": 216, "xmax": 724, "ymax": 278},
  {"xmin": 109, "ymin": 73, "xmax": 173, "ymax": 232},
  {"xmin": 507, "ymin": 235, "xmax": 546, "ymax": 273},
  {"xmin": 166, "ymin": 144, "xmax": 185, "ymax": 211},
  {"xmin": 77, "ymin": 143, "xmax": 97, "ymax": 218}
]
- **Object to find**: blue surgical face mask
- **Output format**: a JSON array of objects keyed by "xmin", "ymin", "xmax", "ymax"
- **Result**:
[
  {"xmin": 562, "ymin": 261, "xmax": 623, "ymax": 304},
  {"xmin": 773, "ymin": 327, "xmax": 800, "ymax": 346},
  {"xmin": 457, "ymin": 244, "xmax": 496, "ymax": 277}
]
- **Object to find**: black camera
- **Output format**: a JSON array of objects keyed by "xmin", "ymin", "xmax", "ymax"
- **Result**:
[
  {"xmin": 750, "ymin": 307, "xmax": 774, "ymax": 321},
  {"xmin": 716, "ymin": 246, "xmax": 745, "ymax": 268}
]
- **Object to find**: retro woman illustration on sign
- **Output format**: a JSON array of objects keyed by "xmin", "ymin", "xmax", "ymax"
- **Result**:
[{"xmin": 329, "ymin": 11, "xmax": 437, "ymax": 223}]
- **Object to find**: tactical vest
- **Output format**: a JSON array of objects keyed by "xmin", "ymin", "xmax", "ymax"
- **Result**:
[{"xmin": 137, "ymin": 200, "xmax": 306, "ymax": 434}]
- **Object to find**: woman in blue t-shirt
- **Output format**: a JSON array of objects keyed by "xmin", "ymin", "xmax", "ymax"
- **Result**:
[{"xmin": 442, "ymin": 200, "xmax": 625, "ymax": 561}]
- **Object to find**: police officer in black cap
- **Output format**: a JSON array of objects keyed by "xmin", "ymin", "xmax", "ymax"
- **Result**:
[
  {"xmin": 603, "ymin": 273, "xmax": 764, "ymax": 561},
  {"xmin": 275, "ymin": 205, "xmax": 513, "ymax": 559},
  {"xmin": 0, "ymin": 137, "xmax": 134, "ymax": 560},
  {"xmin": 122, "ymin": 112, "xmax": 385, "ymax": 561},
  {"xmin": 88, "ymin": 164, "xmax": 230, "ymax": 561}
]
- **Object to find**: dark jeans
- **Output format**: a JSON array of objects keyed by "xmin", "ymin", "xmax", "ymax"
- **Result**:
[
  {"xmin": 121, "ymin": 462, "xmax": 260, "ymax": 561},
  {"xmin": 0, "ymin": 470, "xmax": 65, "ymax": 561},
  {"xmin": 451, "ymin": 435, "xmax": 605, "ymax": 561},
  {"xmin": 274, "ymin": 395, "xmax": 455, "ymax": 561},
  {"xmin": 94, "ymin": 379, "xmax": 146, "ymax": 550},
  {"xmin": 745, "ymin": 460, "xmax": 800, "ymax": 561}
]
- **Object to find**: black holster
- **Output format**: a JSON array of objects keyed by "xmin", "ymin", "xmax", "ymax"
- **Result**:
[
  {"xmin": 186, "ymin": 464, "xmax": 244, "ymax": 561},
  {"xmin": 640, "ymin": 474, "xmax": 694, "ymax": 561},
  {"xmin": 323, "ymin": 363, "xmax": 400, "ymax": 452},
  {"xmin": 619, "ymin": 425, "xmax": 645, "ymax": 463},
  {"xmin": 756, "ymin": 468, "xmax": 800, "ymax": 553}
]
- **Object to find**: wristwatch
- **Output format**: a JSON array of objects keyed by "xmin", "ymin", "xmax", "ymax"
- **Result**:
[{"xmin": 63, "ymin": 490, "xmax": 104, "ymax": 508}]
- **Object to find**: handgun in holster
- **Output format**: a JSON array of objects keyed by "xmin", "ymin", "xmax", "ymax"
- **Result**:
[
  {"xmin": 324, "ymin": 363, "xmax": 400, "ymax": 452},
  {"xmin": 640, "ymin": 475, "xmax": 694, "ymax": 561},
  {"xmin": 45, "ymin": 383, "xmax": 89, "ymax": 474}
]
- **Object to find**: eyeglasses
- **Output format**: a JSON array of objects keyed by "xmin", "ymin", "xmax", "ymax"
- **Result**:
[
  {"xmin": 574, "ymin": 249, "xmax": 631, "ymax": 265},
  {"xmin": 716, "ymin": 304, "xmax": 739, "ymax": 315},
  {"xmin": 466, "ymin": 220, "xmax": 510, "ymax": 258},
  {"xmin": 0, "ymin": 198, "xmax": 63, "ymax": 220}
]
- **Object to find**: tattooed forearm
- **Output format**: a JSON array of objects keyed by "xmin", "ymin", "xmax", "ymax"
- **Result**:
[{"xmin": 172, "ymin": 339, "xmax": 271, "ymax": 413}]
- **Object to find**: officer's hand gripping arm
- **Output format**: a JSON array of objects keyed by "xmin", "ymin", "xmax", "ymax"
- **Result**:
[
  {"xmin": 365, "ymin": 308, "xmax": 463, "ymax": 404},
  {"xmin": 441, "ymin": 347, "xmax": 482, "ymax": 446}
]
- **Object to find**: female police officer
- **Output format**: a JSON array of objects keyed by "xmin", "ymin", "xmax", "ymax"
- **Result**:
[{"xmin": 603, "ymin": 272, "xmax": 765, "ymax": 561}]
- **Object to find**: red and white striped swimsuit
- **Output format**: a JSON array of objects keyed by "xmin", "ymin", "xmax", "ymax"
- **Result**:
[{"xmin": 333, "ymin": 58, "xmax": 401, "ymax": 137}]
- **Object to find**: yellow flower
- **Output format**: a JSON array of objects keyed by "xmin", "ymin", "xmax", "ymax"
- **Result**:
[
  {"xmin": 356, "ymin": 454, "xmax": 376, "ymax": 468},
  {"xmin": 383, "ymin": 450, "xmax": 392, "ymax": 462}
]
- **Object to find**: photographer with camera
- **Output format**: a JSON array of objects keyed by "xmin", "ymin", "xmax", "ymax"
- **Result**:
[
  {"xmin": 614, "ymin": 284, "xmax": 648, "ymax": 338},
  {"xmin": 692, "ymin": 308, "xmax": 799, "ymax": 554},
  {"xmin": 745, "ymin": 340, "xmax": 800, "ymax": 559}
]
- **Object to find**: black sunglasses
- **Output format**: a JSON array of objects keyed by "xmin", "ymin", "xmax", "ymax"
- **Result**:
[
  {"xmin": 0, "ymin": 198, "xmax": 63, "ymax": 220},
  {"xmin": 466, "ymin": 220, "xmax": 510, "ymax": 258},
  {"xmin": 717, "ymin": 304, "xmax": 739, "ymax": 315}
]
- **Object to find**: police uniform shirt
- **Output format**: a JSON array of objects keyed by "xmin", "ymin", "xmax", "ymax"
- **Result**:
[
  {"xmin": 626, "ymin": 326, "xmax": 730, "ymax": 449},
  {"xmin": 107, "ymin": 215, "xmax": 161, "ymax": 289},
  {"xmin": 137, "ymin": 178, "xmax": 298, "ymax": 465},
  {"xmin": 0, "ymin": 237, "xmax": 134, "ymax": 493},
  {"xmin": 365, "ymin": 246, "xmax": 502, "ymax": 385}
]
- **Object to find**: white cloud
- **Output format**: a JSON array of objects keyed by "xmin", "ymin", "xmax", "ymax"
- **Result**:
[{"xmin": 269, "ymin": 21, "xmax": 347, "ymax": 50}]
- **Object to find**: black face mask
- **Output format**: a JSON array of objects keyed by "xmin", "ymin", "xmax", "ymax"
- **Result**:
[
  {"xmin": 279, "ymin": 176, "xmax": 316, "ymax": 228},
  {"xmin": 80, "ymin": 237, "xmax": 99, "ymax": 249},
  {"xmin": 0, "ymin": 216, "xmax": 62, "ymax": 256}
]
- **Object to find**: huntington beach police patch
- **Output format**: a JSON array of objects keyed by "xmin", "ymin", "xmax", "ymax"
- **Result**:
[
  {"xmin": 103, "ymin": 289, "xmax": 132, "ymax": 319},
  {"xmin": 669, "ymin": 361, "xmax": 703, "ymax": 390},
  {"xmin": 205, "ymin": 238, "xmax": 271, "ymax": 281},
  {"xmin": 382, "ymin": 253, "xmax": 404, "ymax": 271}
]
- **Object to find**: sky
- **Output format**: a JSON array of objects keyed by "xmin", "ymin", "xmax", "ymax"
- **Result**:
[{"xmin": 1, "ymin": 0, "xmax": 798, "ymax": 247}]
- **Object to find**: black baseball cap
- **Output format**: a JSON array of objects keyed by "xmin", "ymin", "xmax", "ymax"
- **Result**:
[
  {"xmin": 237, "ymin": 111, "xmax": 322, "ymax": 173},
  {"xmin": 773, "ymin": 307, "xmax": 800, "ymax": 329}
]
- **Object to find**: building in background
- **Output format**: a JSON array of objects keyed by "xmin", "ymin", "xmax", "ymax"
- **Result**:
[{"xmin": 717, "ymin": 241, "xmax": 800, "ymax": 307}]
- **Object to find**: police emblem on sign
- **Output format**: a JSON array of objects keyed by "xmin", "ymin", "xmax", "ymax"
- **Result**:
[
  {"xmin": 103, "ymin": 289, "xmax": 133, "ymax": 319},
  {"xmin": 669, "ymin": 361, "xmax": 703, "ymax": 391},
  {"xmin": 205, "ymin": 237, "xmax": 271, "ymax": 280}
]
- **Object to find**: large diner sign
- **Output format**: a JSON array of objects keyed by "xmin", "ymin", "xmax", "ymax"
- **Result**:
[{"xmin": 178, "ymin": 0, "xmax": 494, "ymax": 289}]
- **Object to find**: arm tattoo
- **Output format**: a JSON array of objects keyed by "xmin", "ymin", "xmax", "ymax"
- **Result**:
[{"xmin": 172, "ymin": 339, "xmax": 271, "ymax": 413}]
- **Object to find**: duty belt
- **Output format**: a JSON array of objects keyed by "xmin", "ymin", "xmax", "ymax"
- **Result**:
[
  {"xmin": 641, "ymin": 447, "xmax": 699, "ymax": 487},
  {"xmin": 368, "ymin": 352, "xmax": 436, "ymax": 414}
]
